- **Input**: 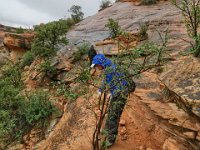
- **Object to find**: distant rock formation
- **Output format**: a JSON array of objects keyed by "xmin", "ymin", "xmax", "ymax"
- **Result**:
[
  {"xmin": 3, "ymin": 32, "xmax": 35, "ymax": 61},
  {"xmin": 0, "ymin": 24, "xmax": 19, "ymax": 64},
  {"xmin": 0, "ymin": 24, "xmax": 18, "ymax": 44}
]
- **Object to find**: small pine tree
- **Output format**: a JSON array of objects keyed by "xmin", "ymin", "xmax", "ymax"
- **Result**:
[
  {"xmin": 100, "ymin": 0, "xmax": 111, "ymax": 10},
  {"xmin": 31, "ymin": 19, "xmax": 68, "ymax": 58},
  {"xmin": 69, "ymin": 5, "xmax": 84, "ymax": 23},
  {"xmin": 105, "ymin": 18, "xmax": 122, "ymax": 38}
]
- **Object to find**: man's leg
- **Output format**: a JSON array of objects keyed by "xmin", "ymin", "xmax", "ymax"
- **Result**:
[{"xmin": 105, "ymin": 95, "xmax": 126, "ymax": 144}]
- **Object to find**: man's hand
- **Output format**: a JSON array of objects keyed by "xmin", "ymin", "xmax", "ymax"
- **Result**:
[
  {"xmin": 107, "ymin": 93, "xmax": 112, "ymax": 99},
  {"xmin": 98, "ymin": 91, "xmax": 102, "ymax": 99},
  {"xmin": 97, "ymin": 91, "xmax": 112, "ymax": 100}
]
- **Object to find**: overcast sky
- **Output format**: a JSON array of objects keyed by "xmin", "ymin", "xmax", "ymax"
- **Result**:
[{"xmin": 0, "ymin": 0, "xmax": 114, "ymax": 28}]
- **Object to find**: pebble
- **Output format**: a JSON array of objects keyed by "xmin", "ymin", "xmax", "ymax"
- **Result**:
[
  {"xmin": 119, "ymin": 119, "xmax": 126, "ymax": 126},
  {"xmin": 120, "ymin": 126, "xmax": 127, "ymax": 135}
]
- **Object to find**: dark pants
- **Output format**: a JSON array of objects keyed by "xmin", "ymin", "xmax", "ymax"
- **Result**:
[{"xmin": 105, "ymin": 94, "xmax": 127, "ymax": 144}]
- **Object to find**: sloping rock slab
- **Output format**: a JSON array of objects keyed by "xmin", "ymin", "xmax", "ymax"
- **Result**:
[
  {"xmin": 67, "ymin": 1, "xmax": 190, "ymax": 55},
  {"xmin": 133, "ymin": 72, "xmax": 200, "ymax": 149}
]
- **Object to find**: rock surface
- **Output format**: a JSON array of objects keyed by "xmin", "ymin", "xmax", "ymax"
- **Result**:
[
  {"xmin": 3, "ymin": 32, "xmax": 34, "ymax": 50},
  {"xmin": 32, "ymin": 1, "xmax": 200, "ymax": 150},
  {"xmin": 4, "ymin": 1, "xmax": 200, "ymax": 150},
  {"xmin": 161, "ymin": 57, "xmax": 200, "ymax": 102},
  {"xmin": 34, "ymin": 69, "xmax": 200, "ymax": 150},
  {"xmin": 3, "ymin": 32, "xmax": 34, "ymax": 61},
  {"xmin": 67, "ymin": 1, "xmax": 189, "ymax": 55},
  {"xmin": 0, "ymin": 24, "xmax": 17, "ymax": 64},
  {"xmin": 0, "ymin": 24, "xmax": 15, "ymax": 45}
]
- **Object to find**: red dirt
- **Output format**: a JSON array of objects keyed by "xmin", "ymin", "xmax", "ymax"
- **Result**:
[{"xmin": 110, "ymin": 93, "xmax": 168, "ymax": 150}]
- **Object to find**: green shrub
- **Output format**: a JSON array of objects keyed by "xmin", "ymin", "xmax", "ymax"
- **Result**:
[
  {"xmin": 20, "ymin": 51, "xmax": 34, "ymax": 68},
  {"xmin": 141, "ymin": 0, "xmax": 157, "ymax": 5},
  {"xmin": 56, "ymin": 84, "xmax": 79, "ymax": 101},
  {"xmin": 139, "ymin": 23, "xmax": 148, "ymax": 38},
  {"xmin": 100, "ymin": 0, "xmax": 111, "ymax": 10},
  {"xmin": 0, "ymin": 65, "xmax": 25, "ymax": 142},
  {"xmin": 31, "ymin": 19, "xmax": 68, "ymax": 58},
  {"xmin": 23, "ymin": 91, "xmax": 55, "ymax": 125},
  {"xmin": 69, "ymin": 5, "xmax": 84, "ymax": 23},
  {"xmin": 133, "ymin": 35, "xmax": 168, "ymax": 66},
  {"xmin": 39, "ymin": 60, "xmax": 57, "ymax": 76},
  {"xmin": 0, "ymin": 64, "xmax": 57, "ymax": 146},
  {"xmin": 75, "ymin": 68, "xmax": 90, "ymax": 83},
  {"xmin": 191, "ymin": 34, "xmax": 200, "ymax": 57},
  {"xmin": 105, "ymin": 18, "xmax": 122, "ymax": 38},
  {"xmin": 0, "ymin": 91, "xmax": 25, "ymax": 139},
  {"xmin": 31, "ymin": 19, "xmax": 74, "ymax": 80},
  {"xmin": 66, "ymin": 18, "xmax": 75, "ymax": 27},
  {"xmin": 64, "ymin": 89, "xmax": 79, "ymax": 101},
  {"xmin": 16, "ymin": 27, "xmax": 24, "ymax": 34},
  {"xmin": 172, "ymin": 0, "xmax": 200, "ymax": 57},
  {"xmin": 2, "ymin": 65, "xmax": 22, "ymax": 88},
  {"xmin": 0, "ymin": 89, "xmax": 56, "ymax": 142},
  {"xmin": 72, "ymin": 43, "xmax": 90, "ymax": 63},
  {"xmin": 135, "ymin": 42, "xmax": 157, "ymax": 57}
]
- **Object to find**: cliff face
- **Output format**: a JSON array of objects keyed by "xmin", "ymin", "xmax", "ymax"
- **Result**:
[
  {"xmin": 3, "ymin": 32, "xmax": 35, "ymax": 61},
  {"xmin": 0, "ymin": 24, "xmax": 17, "ymax": 45},
  {"xmin": 0, "ymin": 24, "xmax": 7, "ymax": 46},
  {"xmin": 67, "ymin": 1, "xmax": 188, "ymax": 53},
  {"xmin": 0, "ymin": 24, "xmax": 17, "ymax": 66},
  {"xmin": 0, "ymin": 24, "xmax": 34, "ymax": 62}
]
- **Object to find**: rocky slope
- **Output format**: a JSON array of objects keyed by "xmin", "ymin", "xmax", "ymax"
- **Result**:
[
  {"xmin": 5, "ymin": 1, "xmax": 200, "ymax": 150},
  {"xmin": 30, "ymin": 1, "xmax": 200, "ymax": 150},
  {"xmin": 67, "ymin": 1, "xmax": 189, "ymax": 54},
  {"xmin": 33, "ymin": 65, "xmax": 200, "ymax": 150}
]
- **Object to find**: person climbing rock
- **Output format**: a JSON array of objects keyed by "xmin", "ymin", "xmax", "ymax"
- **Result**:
[
  {"xmin": 88, "ymin": 45, "xmax": 97, "ymax": 65},
  {"xmin": 90, "ymin": 54, "xmax": 136, "ymax": 147}
]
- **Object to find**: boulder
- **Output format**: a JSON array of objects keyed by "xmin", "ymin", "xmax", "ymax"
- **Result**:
[
  {"xmin": 119, "ymin": 119, "xmax": 126, "ymax": 126},
  {"xmin": 120, "ymin": 126, "xmax": 127, "ymax": 135},
  {"xmin": 162, "ymin": 138, "xmax": 182, "ymax": 150}
]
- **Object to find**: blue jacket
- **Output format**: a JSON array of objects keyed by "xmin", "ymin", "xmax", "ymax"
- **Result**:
[{"xmin": 92, "ymin": 54, "xmax": 130, "ymax": 96}]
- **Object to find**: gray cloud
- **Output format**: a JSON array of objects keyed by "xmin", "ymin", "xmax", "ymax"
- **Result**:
[
  {"xmin": 0, "ymin": 0, "xmax": 53, "ymax": 27},
  {"xmin": 0, "ymin": 0, "xmax": 114, "ymax": 27},
  {"xmin": 18, "ymin": 0, "xmax": 70, "ymax": 18}
]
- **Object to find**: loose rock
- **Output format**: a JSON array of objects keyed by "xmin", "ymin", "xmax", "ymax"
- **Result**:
[{"xmin": 119, "ymin": 119, "xmax": 126, "ymax": 126}]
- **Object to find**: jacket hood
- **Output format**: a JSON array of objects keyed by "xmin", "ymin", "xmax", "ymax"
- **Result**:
[{"xmin": 91, "ymin": 54, "xmax": 113, "ymax": 68}]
